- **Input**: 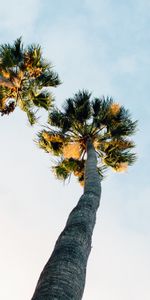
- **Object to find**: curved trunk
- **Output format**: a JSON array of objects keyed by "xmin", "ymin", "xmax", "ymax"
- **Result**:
[{"xmin": 31, "ymin": 139, "xmax": 101, "ymax": 300}]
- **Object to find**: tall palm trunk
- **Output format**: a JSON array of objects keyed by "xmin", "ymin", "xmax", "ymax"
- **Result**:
[{"xmin": 31, "ymin": 139, "xmax": 101, "ymax": 300}]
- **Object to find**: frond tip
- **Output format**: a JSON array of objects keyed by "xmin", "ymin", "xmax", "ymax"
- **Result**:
[
  {"xmin": 114, "ymin": 162, "xmax": 128, "ymax": 172},
  {"xmin": 53, "ymin": 164, "xmax": 70, "ymax": 180}
]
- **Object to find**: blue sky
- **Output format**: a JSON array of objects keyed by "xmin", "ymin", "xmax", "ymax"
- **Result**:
[{"xmin": 0, "ymin": 1, "xmax": 150, "ymax": 299}]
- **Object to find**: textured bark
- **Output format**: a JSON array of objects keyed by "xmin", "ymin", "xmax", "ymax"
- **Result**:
[{"xmin": 31, "ymin": 139, "xmax": 101, "ymax": 300}]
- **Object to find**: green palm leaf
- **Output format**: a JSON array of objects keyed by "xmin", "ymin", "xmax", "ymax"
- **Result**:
[{"xmin": 0, "ymin": 38, "xmax": 61, "ymax": 124}]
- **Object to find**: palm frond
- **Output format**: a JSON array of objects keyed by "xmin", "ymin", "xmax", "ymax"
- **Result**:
[
  {"xmin": 101, "ymin": 138, "xmax": 135, "ymax": 153},
  {"xmin": 36, "ymin": 69, "xmax": 61, "ymax": 87},
  {"xmin": 52, "ymin": 160, "xmax": 70, "ymax": 180},
  {"xmin": 92, "ymin": 96, "xmax": 113, "ymax": 127},
  {"xmin": 73, "ymin": 90, "xmax": 92, "ymax": 123},
  {"xmin": 0, "ymin": 86, "xmax": 12, "ymax": 108},
  {"xmin": 53, "ymin": 158, "xmax": 85, "ymax": 184},
  {"xmin": 24, "ymin": 44, "xmax": 42, "ymax": 68},
  {"xmin": 0, "ymin": 44, "xmax": 15, "ymax": 69},
  {"xmin": 0, "ymin": 101, "xmax": 16, "ymax": 116},
  {"xmin": 32, "ymin": 91, "xmax": 53, "ymax": 110},
  {"xmin": 26, "ymin": 110, "xmax": 37, "ymax": 125},
  {"xmin": 103, "ymin": 148, "xmax": 136, "ymax": 170},
  {"xmin": 63, "ymin": 98, "xmax": 75, "ymax": 117},
  {"xmin": 92, "ymin": 98, "xmax": 102, "ymax": 117},
  {"xmin": 0, "ymin": 38, "xmax": 60, "ymax": 124},
  {"xmin": 110, "ymin": 120, "xmax": 137, "ymax": 137},
  {"xmin": 38, "ymin": 90, "xmax": 137, "ymax": 183},
  {"xmin": 48, "ymin": 109, "xmax": 63, "ymax": 127},
  {"xmin": 37, "ymin": 130, "xmax": 65, "ymax": 155},
  {"xmin": 11, "ymin": 37, "xmax": 24, "ymax": 65},
  {"xmin": 49, "ymin": 109, "xmax": 71, "ymax": 132}
]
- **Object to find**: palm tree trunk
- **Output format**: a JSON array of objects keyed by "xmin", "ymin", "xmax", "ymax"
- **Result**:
[{"xmin": 31, "ymin": 139, "xmax": 101, "ymax": 300}]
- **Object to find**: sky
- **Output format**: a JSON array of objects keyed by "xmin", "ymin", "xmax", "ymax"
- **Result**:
[{"xmin": 0, "ymin": 0, "xmax": 150, "ymax": 299}]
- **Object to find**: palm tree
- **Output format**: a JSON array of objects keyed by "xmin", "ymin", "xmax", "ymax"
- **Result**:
[
  {"xmin": 0, "ymin": 38, "xmax": 60, "ymax": 124},
  {"xmin": 32, "ymin": 90, "xmax": 137, "ymax": 299}
]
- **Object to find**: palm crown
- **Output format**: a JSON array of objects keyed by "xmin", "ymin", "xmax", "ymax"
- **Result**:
[
  {"xmin": 37, "ymin": 90, "xmax": 137, "ymax": 185},
  {"xmin": 0, "ymin": 38, "xmax": 61, "ymax": 124}
]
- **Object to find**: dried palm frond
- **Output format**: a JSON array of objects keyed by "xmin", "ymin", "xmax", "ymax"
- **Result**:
[{"xmin": 63, "ymin": 142, "xmax": 81, "ymax": 159}]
